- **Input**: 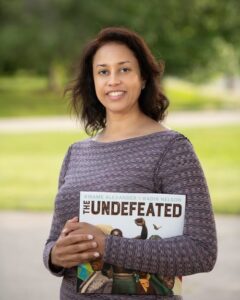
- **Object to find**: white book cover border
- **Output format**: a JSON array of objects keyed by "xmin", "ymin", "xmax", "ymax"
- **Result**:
[{"xmin": 80, "ymin": 191, "xmax": 186, "ymax": 239}]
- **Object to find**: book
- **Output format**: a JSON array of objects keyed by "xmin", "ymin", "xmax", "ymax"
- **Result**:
[{"xmin": 77, "ymin": 191, "xmax": 186, "ymax": 296}]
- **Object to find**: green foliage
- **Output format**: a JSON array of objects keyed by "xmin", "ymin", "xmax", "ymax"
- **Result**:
[
  {"xmin": 0, "ymin": 0, "xmax": 239, "ymax": 79},
  {"xmin": 0, "ymin": 126, "xmax": 239, "ymax": 213}
]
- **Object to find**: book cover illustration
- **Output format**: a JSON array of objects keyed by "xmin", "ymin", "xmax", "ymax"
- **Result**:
[{"xmin": 77, "ymin": 191, "xmax": 186, "ymax": 295}]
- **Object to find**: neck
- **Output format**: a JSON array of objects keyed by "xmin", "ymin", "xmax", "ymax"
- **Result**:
[
  {"xmin": 102, "ymin": 109, "xmax": 147, "ymax": 139},
  {"xmin": 95, "ymin": 107, "xmax": 167, "ymax": 142}
]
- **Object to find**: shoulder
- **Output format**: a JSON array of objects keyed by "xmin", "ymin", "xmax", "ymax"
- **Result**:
[
  {"xmin": 160, "ymin": 130, "xmax": 195, "ymax": 157},
  {"xmin": 162, "ymin": 130, "xmax": 193, "ymax": 151},
  {"xmin": 153, "ymin": 130, "xmax": 198, "ymax": 171},
  {"xmin": 149, "ymin": 130, "xmax": 192, "ymax": 150},
  {"xmin": 158, "ymin": 131, "xmax": 201, "ymax": 172},
  {"xmin": 58, "ymin": 138, "xmax": 92, "ymax": 167},
  {"xmin": 68, "ymin": 137, "xmax": 92, "ymax": 152}
]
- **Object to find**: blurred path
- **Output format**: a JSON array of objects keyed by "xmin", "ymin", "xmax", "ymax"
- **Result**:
[
  {"xmin": 0, "ymin": 110, "xmax": 240, "ymax": 132},
  {"xmin": 0, "ymin": 212, "xmax": 239, "ymax": 300}
]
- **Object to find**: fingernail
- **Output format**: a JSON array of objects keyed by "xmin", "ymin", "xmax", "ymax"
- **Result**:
[
  {"xmin": 94, "ymin": 252, "xmax": 100, "ymax": 257},
  {"xmin": 62, "ymin": 229, "xmax": 68, "ymax": 234},
  {"xmin": 87, "ymin": 235, "xmax": 93, "ymax": 240},
  {"xmin": 92, "ymin": 242, "xmax": 97, "ymax": 248}
]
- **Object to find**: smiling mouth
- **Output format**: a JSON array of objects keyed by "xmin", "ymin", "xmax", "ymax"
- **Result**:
[{"xmin": 107, "ymin": 91, "xmax": 125, "ymax": 97}]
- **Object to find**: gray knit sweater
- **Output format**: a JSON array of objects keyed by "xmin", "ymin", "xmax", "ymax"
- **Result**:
[{"xmin": 43, "ymin": 130, "xmax": 217, "ymax": 300}]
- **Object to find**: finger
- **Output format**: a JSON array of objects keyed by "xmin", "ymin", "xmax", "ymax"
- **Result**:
[
  {"xmin": 56, "ymin": 251, "xmax": 100, "ymax": 268},
  {"xmin": 60, "ymin": 218, "xmax": 78, "ymax": 237},
  {"xmin": 61, "ymin": 252, "xmax": 100, "ymax": 268},
  {"xmin": 60, "ymin": 219, "xmax": 80, "ymax": 237},
  {"xmin": 55, "ymin": 240, "xmax": 98, "ymax": 263},
  {"xmin": 79, "ymin": 251, "xmax": 101, "ymax": 263},
  {"xmin": 69, "ymin": 216, "xmax": 79, "ymax": 222},
  {"xmin": 66, "ymin": 251, "xmax": 100, "ymax": 264},
  {"xmin": 68, "ymin": 228, "xmax": 85, "ymax": 236},
  {"xmin": 57, "ymin": 233, "xmax": 94, "ymax": 247},
  {"xmin": 68, "ymin": 240, "xmax": 98, "ymax": 254}
]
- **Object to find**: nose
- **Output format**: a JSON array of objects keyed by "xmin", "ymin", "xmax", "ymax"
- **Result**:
[{"xmin": 108, "ymin": 73, "xmax": 121, "ymax": 86}]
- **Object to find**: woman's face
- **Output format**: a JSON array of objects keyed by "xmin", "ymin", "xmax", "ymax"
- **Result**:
[{"xmin": 92, "ymin": 42, "xmax": 145, "ymax": 117}]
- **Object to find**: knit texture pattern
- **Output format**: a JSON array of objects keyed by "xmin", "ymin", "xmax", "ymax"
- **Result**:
[{"xmin": 43, "ymin": 130, "xmax": 217, "ymax": 300}]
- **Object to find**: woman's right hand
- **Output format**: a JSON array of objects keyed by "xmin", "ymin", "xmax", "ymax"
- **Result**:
[{"xmin": 50, "ymin": 217, "xmax": 100, "ymax": 269}]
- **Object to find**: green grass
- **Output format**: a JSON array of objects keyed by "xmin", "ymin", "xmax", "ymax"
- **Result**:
[
  {"xmin": 0, "ymin": 131, "xmax": 87, "ymax": 211},
  {"xmin": 176, "ymin": 125, "xmax": 240, "ymax": 214},
  {"xmin": 164, "ymin": 77, "xmax": 239, "ymax": 111},
  {"xmin": 0, "ymin": 126, "xmax": 239, "ymax": 214},
  {"xmin": 0, "ymin": 75, "xmax": 68, "ymax": 117},
  {"xmin": 1, "ymin": 75, "xmax": 239, "ymax": 117}
]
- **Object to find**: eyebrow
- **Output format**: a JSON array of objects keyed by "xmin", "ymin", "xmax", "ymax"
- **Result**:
[{"xmin": 96, "ymin": 60, "xmax": 131, "ymax": 67}]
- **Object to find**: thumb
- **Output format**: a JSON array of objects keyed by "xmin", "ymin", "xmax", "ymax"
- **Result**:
[
  {"xmin": 61, "ymin": 216, "xmax": 79, "ymax": 237},
  {"xmin": 68, "ymin": 216, "xmax": 79, "ymax": 223}
]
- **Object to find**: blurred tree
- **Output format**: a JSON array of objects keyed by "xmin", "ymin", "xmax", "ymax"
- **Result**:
[{"xmin": 0, "ymin": 0, "xmax": 239, "ymax": 84}]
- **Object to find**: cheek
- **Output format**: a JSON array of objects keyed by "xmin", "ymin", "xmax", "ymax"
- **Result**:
[
  {"xmin": 129, "ymin": 77, "xmax": 142, "ymax": 98},
  {"xmin": 93, "ymin": 78, "xmax": 104, "ymax": 98},
  {"xmin": 131, "ymin": 75, "xmax": 143, "ymax": 91}
]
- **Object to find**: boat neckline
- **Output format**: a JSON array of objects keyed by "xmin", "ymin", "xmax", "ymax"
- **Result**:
[{"xmin": 89, "ymin": 129, "xmax": 176, "ymax": 145}]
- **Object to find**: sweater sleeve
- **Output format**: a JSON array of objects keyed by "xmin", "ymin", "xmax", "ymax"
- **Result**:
[
  {"xmin": 103, "ymin": 135, "xmax": 217, "ymax": 276},
  {"xmin": 42, "ymin": 145, "xmax": 72, "ymax": 277}
]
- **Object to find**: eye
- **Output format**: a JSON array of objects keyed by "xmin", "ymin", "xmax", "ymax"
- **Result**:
[
  {"xmin": 120, "ymin": 67, "xmax": 130, "ymax": 73},
  {"xmin": 98, "ymin": 69, "xmax": 109, "ymax": 76}
]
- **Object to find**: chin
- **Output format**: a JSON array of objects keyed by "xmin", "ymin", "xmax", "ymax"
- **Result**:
[
  {"xmin": 108, "ymin": 108, "xmax": 132, "ymax": 115},
  {"xmin": 106, "ymin": 102, "xmax": 139, "ymax": 115},
  {"xmin": 106, "ymin": 104, "xmax": 128, "ymax": 113}
]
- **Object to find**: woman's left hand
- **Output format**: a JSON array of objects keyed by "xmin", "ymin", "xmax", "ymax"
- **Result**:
[{"xmin": 68, "ymin": 222, "xmax": 106, "ymax": 258}]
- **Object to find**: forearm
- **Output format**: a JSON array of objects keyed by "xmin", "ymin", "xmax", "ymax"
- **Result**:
[
  {"xmin": 43, "ymin": 146, "xmax": 72, "ymax": 276},
  {"xmin": 104, "ymin": 228, "xmax": 217, "ymax": 276},
  {"xmin": 103, "ymin": 192, "xmax": 217, "ymax": 275},
  {"xmin": 43, "ymin": 240, "xmax": 65, "ymax": 276},
  {"xmin": 103, "ymin": 136, "xmax": 217, "ymax": 276}
]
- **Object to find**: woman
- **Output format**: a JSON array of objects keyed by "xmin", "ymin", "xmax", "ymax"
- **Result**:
[{"xmin": 43, "ymin": 27, "xmax": 217, "ymax": 300}]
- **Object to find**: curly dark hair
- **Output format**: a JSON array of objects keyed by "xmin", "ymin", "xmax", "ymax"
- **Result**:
[{"xmin": 66, "ymin": 27, "xmax": 169, "ymax": 135}]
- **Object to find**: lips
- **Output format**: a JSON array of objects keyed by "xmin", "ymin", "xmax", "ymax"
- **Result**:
[
  {"xmin": 106, "ymin": 90, "xmax": 125, "ymax": 97},
  {"xmin": 105, "ymin": 90, "xmax": 126, "ymax": 100}
]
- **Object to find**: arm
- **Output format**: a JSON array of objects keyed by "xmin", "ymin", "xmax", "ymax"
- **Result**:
[
  {"xmin": 134, "ymin": 218, "xmax": 148, "ymax": 239},
  {"xmin": 103, "ymin": 136, "xmax": 217, "ymax": 277},
  {"xmin": 43, "ymin": 146, "xmax": 100, "ymax": 276},
  {"xmin": 43, "ymin": 146, "xmax": 73, "ymax": 276}
]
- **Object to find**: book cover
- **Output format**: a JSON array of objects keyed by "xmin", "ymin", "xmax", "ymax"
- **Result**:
[{"xmin": 77, "ymin": 191, "xmax": 186, "ymax": 295}]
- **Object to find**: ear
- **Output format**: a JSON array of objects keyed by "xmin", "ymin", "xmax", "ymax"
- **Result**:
[{"xmin": 141, "ymin": 79, "xmax": 146, "ymax": 90}]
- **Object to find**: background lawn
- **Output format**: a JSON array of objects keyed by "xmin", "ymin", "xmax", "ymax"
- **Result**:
[
  {"xmin": 0, "ymin": 125, "xmax": 239, "ymax": 214},
  {"xmin": 1, "ymin": 75, "xmax": 239, "ymax": 118},
  {"xmin": 179, "ymin": 126, "xmax": 240, "ymax": 214},
  {"xmin": 0, "ymin": 76, "xmax": 68, "ymax": 117},
  {"xmin": 0, "ymin": 131, "xmax": 87, "ymax": 211}
]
